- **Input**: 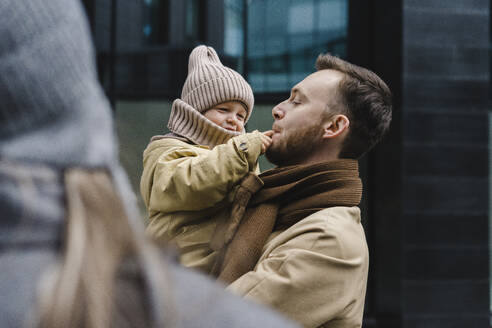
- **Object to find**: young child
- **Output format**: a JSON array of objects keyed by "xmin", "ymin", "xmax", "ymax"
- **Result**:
[{"xmin": 140, "ymin": 45, "xmax": 272, "ymax": 273}]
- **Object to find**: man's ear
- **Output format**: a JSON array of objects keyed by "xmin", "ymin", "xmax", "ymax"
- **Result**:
[{"xmin": 323, "ymin": 114, "xmax": 349, "ymax": 139}]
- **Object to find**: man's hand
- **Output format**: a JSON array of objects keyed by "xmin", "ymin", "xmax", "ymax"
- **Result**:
[{"xmin": 260, "ymin": 130, "xmax": 273, "ymax": 154}]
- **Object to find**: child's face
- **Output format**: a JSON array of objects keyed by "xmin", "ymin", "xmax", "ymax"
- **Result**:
[{"xmin": 204, "ymin": 101, "xmax": 247, "ymax": 132}]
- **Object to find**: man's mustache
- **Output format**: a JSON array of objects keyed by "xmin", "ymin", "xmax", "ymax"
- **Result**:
[{"xmin": 272, "ymin": 124, "xmax": 282, "ymax": 133}]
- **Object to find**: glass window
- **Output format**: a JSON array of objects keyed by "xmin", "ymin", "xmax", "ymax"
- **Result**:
[
  {"xmin": 143, "ymin": 0, "xmax": 169, "ymax": 45},
  {"xmin": 224, "ymin": 0, "xmax": 244, "ymax": 57},
  {"xmin": 185, "ymin": 0, "xmax": 205, "ymax": 42},
  {"xmin": 246, "ymin": 0, "xmax": 348, "ymax": 93},
  {"xmin": 288, "ymin": 2, "xmax": 315, "ymax": 34},
  {"xmin": 318, "ymin": 0, "xmax": 346, "ymax": 31}
]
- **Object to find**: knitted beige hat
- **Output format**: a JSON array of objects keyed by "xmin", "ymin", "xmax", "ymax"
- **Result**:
[{"xmin": 167, "ymin": 45, "xmax": 254, "ymax": 148}]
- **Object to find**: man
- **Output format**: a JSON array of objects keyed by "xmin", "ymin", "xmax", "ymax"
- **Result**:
[{"xmin": 210, "ymin": 54, "xmax": 392, "ymax": 328}]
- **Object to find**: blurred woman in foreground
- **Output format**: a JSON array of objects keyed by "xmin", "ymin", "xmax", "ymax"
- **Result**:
[{"xmin": 0, "ymin": 1, "xmax": 298, "ymax": 327}]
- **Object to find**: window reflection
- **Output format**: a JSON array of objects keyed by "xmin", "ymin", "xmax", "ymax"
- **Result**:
[
  {"xmin": 185, "ymin": 0, "xmax": 205, "ymax": 42},
  {"xmin": 143, "ymin": 0, "xmax": 169, "ymax": 45},
  {"xmin": 247, "ymin": 0, "xmax": 348, "ymax": 93},
  {"xmin": 224, "ymin": 0, "xmax": 244, "ymax": 57}
]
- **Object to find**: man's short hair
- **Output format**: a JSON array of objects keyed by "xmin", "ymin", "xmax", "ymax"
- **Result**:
[{"xmin": 316, "ymin": 54, "xmax": 392, "ymax": 159}]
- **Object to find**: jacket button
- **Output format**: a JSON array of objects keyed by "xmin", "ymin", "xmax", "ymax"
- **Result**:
[{"xmin": 239, "ymin": 142, "xmax": 248, "ymax": 152}]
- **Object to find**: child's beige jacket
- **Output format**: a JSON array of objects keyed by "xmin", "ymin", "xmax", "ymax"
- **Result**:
[{"xmin": 141, "ymin": 131, "xmax": 263, "ymax": 272}]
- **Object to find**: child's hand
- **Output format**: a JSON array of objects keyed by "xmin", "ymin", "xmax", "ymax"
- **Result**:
[{"xmin": 260, "ymin": 130, "xmax": 273, "ymax": 154}]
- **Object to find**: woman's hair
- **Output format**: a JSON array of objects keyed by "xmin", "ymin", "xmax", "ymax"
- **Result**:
[{"xmin": 36, "ymin": 169, "xmax": 177, "ymax": 328}]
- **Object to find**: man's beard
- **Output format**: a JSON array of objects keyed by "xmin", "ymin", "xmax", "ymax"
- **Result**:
[{"xmin": 266, "ymin": 122, "xmax": 324, "ymax": 166}]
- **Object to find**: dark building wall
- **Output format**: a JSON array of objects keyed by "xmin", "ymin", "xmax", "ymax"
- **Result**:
[
  {"xmin": 348, "ymin": 1, "xmax": 403, "ymax": 326},
  {"xmin": 402, "ymin": 0, "xmax": 489, "ymax": 327}
]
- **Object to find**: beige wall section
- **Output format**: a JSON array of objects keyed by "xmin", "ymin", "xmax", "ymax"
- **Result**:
[
  {"xmin": 245, "ymin": 103, "xmax": 276, "ymax": 172},
  {"xmin": 115, "ymin": 100, "xmax": 277, "ymax": 214},
  {"xmin": 115, "ymin": 100, "xmax": 172, "ymax": 214}
]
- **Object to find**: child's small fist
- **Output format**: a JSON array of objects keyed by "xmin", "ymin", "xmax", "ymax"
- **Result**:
[{"xmin": 260, "ymin": 130, "xmax": 273, "ymax": 154}]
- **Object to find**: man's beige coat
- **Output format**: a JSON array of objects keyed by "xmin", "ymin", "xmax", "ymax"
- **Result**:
[{"xmin": 227, "ymin": 206, "xmax": 368, "ymax": 328}]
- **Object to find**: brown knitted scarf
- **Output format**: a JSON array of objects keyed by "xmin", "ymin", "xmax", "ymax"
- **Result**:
[{"xmin": 210, "ymin": 159, "xmax": 362, "ymax": 284}]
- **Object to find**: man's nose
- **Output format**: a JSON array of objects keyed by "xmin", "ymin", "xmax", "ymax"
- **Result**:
[{"xmin": 272, "ymin": 105, "xmax": 284, "ymax": 120}]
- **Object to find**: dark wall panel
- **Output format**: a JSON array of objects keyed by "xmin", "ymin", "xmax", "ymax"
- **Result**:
[
  {"xmin": 404, "ymin": 146, "xmax": 488, "ymax": 177},
  {"xmin": 404, "ymin": 248, "xmax": 488, "ymax": 280},
  {"xmin": 404, "ymin": 79, "xmax": 489, "ymax": 107},
  {"xmin": 404, "ymin": 214, "xmax": 488, "ymax": 246},
  {"xmin": 402, "ymin": 0, "xmax": 489, "ymax": 326},
  {"xmin": 405, "ymin": 46, "xmax": 488, "ymax": 78},
  {"xmin": 404, "ymin": 281, "xmax": 488, "ymax": 313},
  {"xmin": 403, "ymin": 315, "xmax": 489, "ymax": 328},
  {"xmin": 404, "ymin": 177, "xmax": 487, "ymax": 212}
]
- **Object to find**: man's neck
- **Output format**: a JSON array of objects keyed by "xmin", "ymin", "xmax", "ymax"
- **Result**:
[{"xmin": 294, "ymin": 146, "xmax": 340, "ymax": 166}]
